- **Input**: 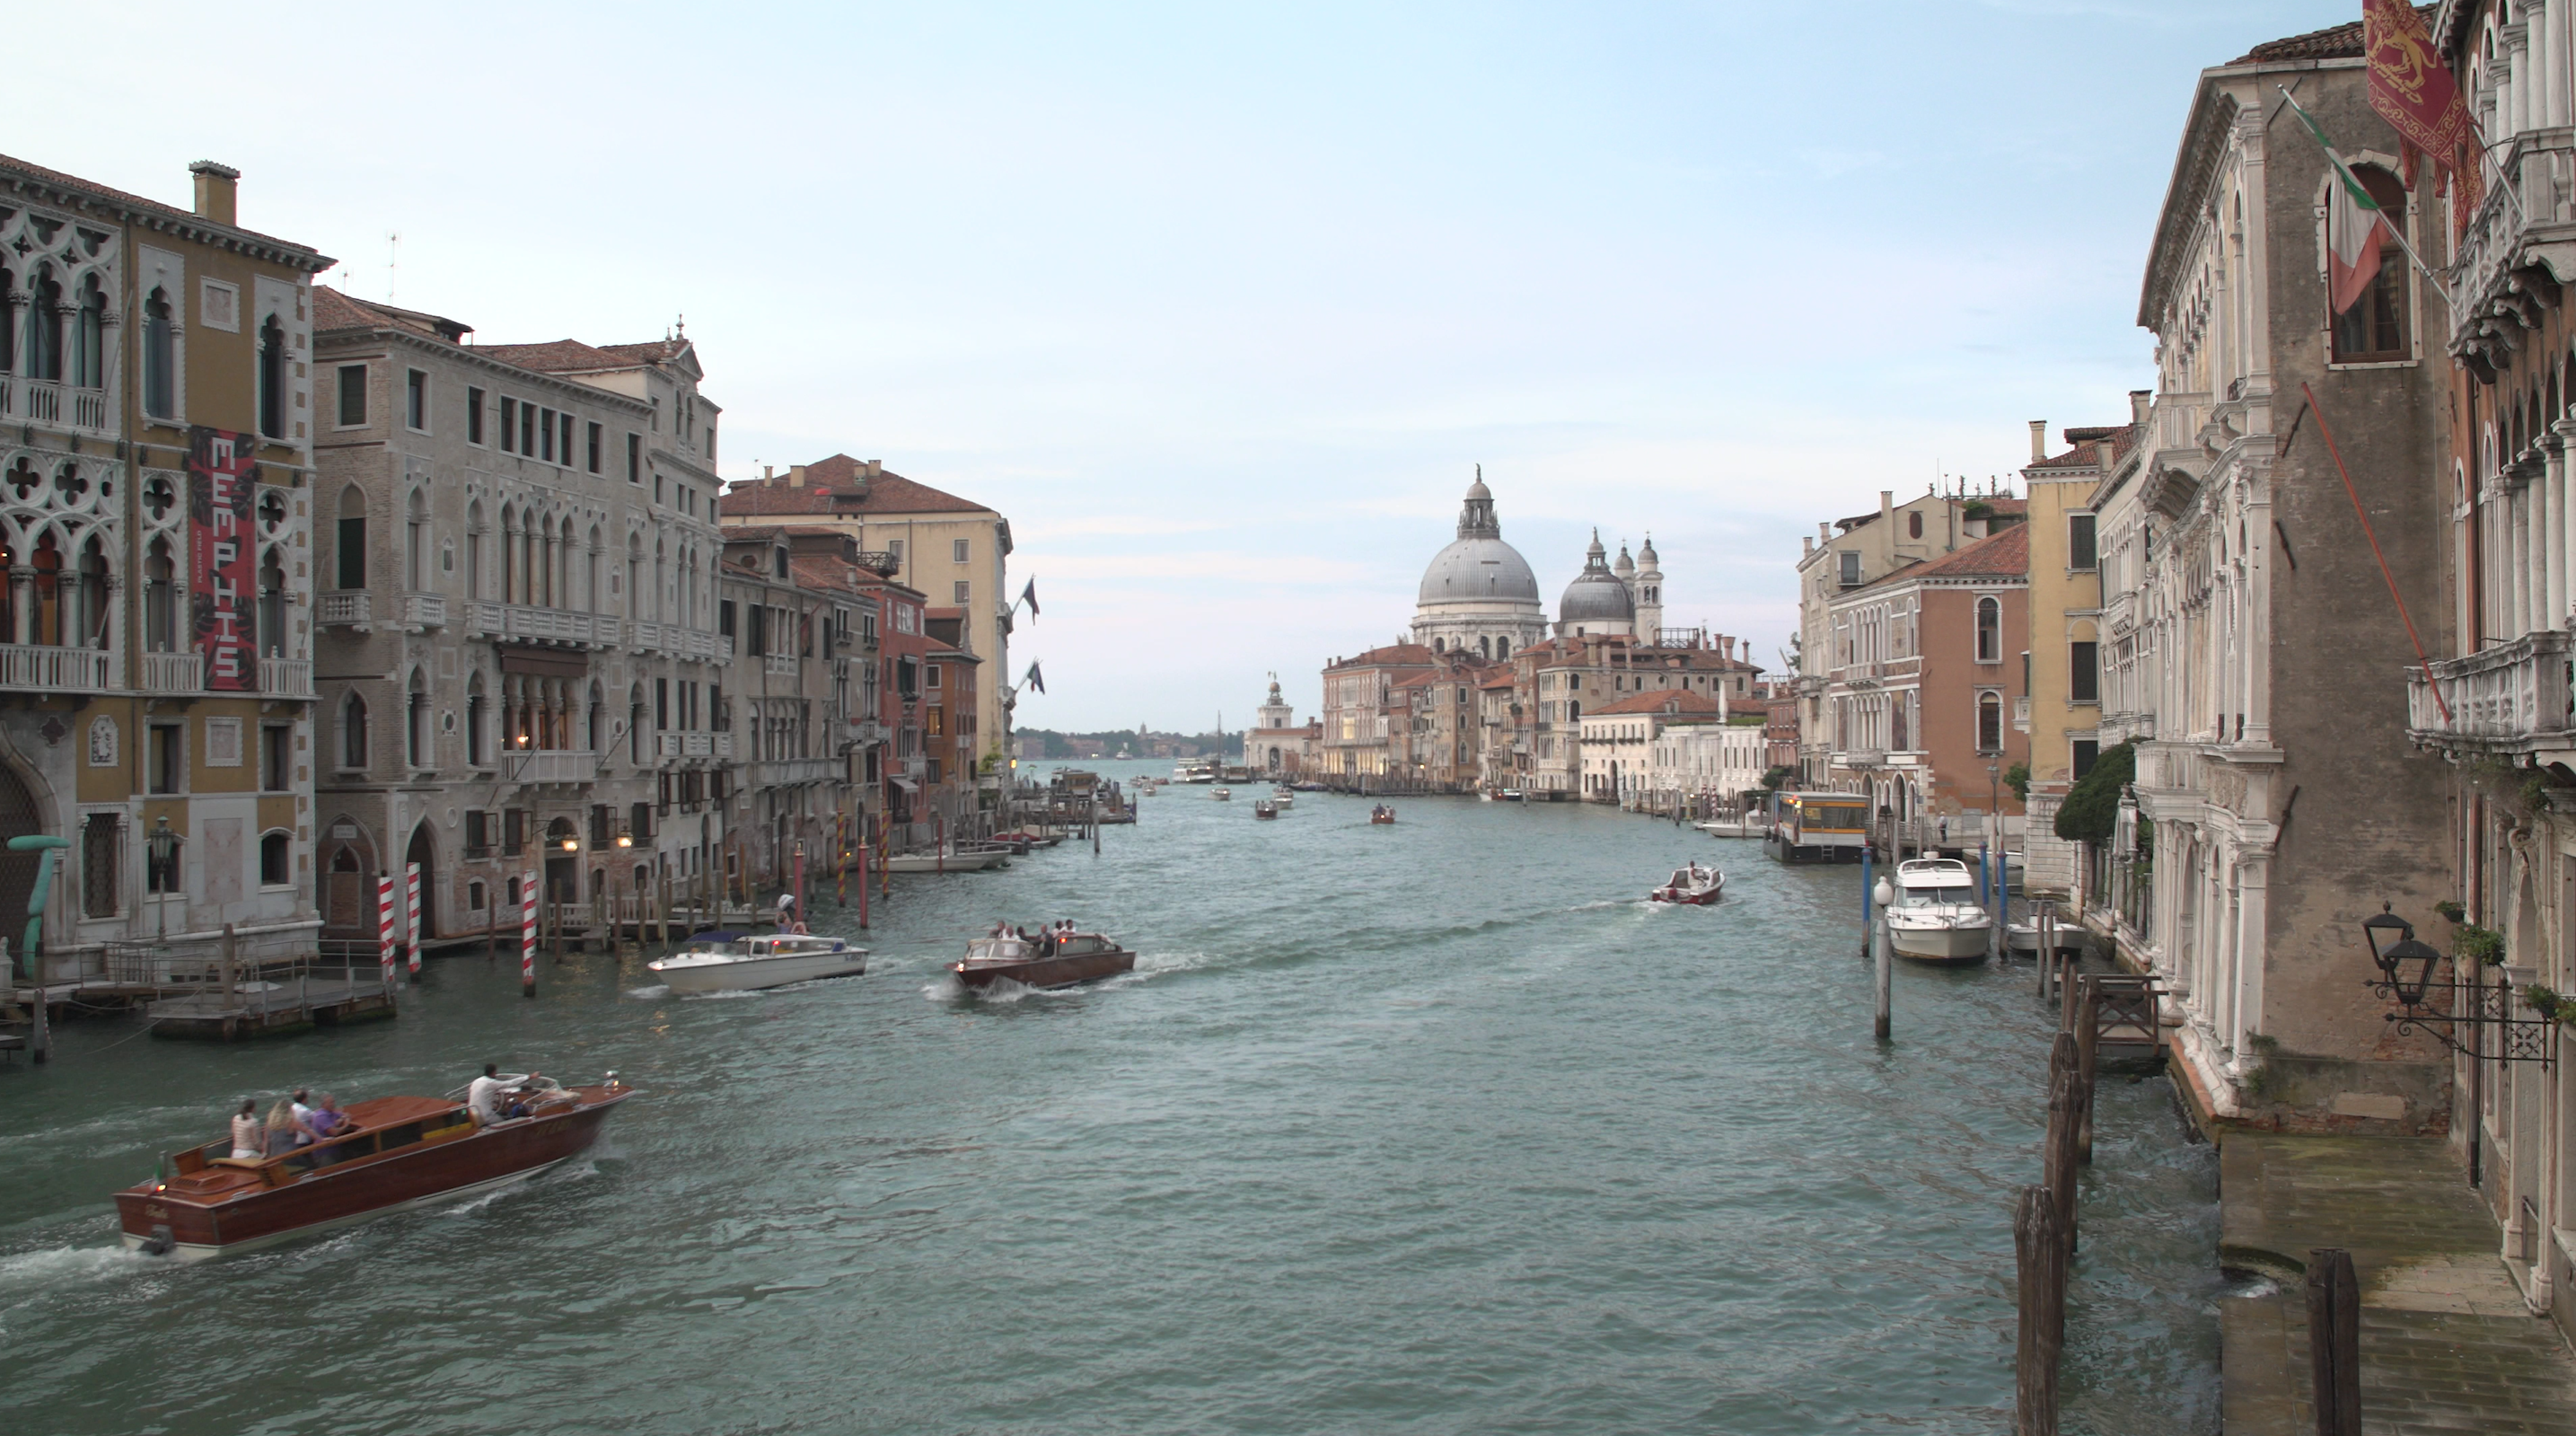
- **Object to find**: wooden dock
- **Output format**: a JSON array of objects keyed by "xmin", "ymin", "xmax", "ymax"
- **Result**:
[{"xmin": 147, "ymin": 972, "xmax": 398, "ymax": 1040}]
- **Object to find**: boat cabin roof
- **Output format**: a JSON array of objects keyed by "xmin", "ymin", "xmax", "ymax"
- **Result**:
[
  {"xmin": 344, "ymin": 1095, "xmax": 463, "ymax": 1127},
  {"xmin": 1895, "ymin": 859, "xmax": 1972, "ymax": 879}
]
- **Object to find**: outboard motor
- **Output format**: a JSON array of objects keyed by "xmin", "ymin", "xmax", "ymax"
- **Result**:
[{"xmin": 138, "ymin": 1224, "xmax": 176, "ymax": 1257}]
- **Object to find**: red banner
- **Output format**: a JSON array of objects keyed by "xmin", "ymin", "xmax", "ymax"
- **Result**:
[
  {"xmin": 2363, "ymin": 0, "xmax": 2482, "ymax": 235},
  {"xmin": 187, "ymin": 427, "xmax": 257, "ymax": 692}
]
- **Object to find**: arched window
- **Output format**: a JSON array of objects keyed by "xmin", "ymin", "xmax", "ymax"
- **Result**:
[
  {"xmin": 585, "ymin": 525, "xmax": 602, "ymax": 612},
  {"xmin": 1908, "ymin": 511, "xmax": 1923, "ymax": 540},
  {"xmin": 142, "ymin": 286, "xmax": 175, "ymax": 418},
  {"xmin": 626, "ymin": 533, "xmax": 642, "ymax": 615},
  {"xmin": 466, "ymin": 672, "xmax": 488, "ymax": 767},
  {"xmin": 629, "ymin": 685, "xmax": 647, "ymax": 764},
  {"xmin": 257, "ymin": 314, "xmax": 286, "ymax": 437},
  {"xmin": 1974, "ymin": 595, "xmax": 2000, "ymax": 663},
  {"xmin": 466, "ymin": 502, "xmax": 486, "ymax": 599},
  {"xmin": 27, "ymin": 269, "xmax": 63, "ymax": 380},
  {"xmin": 2332, "ymin": 167, "xmax": 2410, "ymax": 362},
  {"xmin": 0, "ymin": 268, "xmax": 15, "ymax": 375},
  {"xmin": 259, "ymin": 830, "xmax": 291, "ymax": 887},
  {"xmin": 145, "ymin": 538, "xmax": 177, "ymax": 652},
  {"xmin": 72, "ymin": 276, "xmax": 105, "ymax": 391},
  {"xmin": 405, "ymin": 489, "xmax": 426, "ymax": 590},
  {"xmin": 259, "ymin": 547, "xmax": 286, "ymax": 656},
  {"xmin": 76, "ymin": 534, "xmax": 110, "ymax": 648},
  {"xmin": 406, "ymin": 669, "xmax": 429, "ymax": 768},
  {"xmin": 335, "ymin": 486, "xmax": 366, "ymax": 590},
  {"xmin": 1976, "ymin": 692, "xmax": 2003, "ymax": 754},
  {"xmin": 1433, "ymin": 637, "xmax": 1444, "ymax": 653},
  {"xmin": 340, "ymin": 691, "xmax": 370, "ymax": 769}
]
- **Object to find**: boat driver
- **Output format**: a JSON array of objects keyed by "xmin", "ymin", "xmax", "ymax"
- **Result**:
[{"xmin": 468, "ymin": 1062, "xmax": 539, "ymax": 1125}]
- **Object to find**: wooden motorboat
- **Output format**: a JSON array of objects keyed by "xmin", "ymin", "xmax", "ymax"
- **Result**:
[
  {"xmin": 1212, "ymin": 788, "xmax": 1232, "ymax": 801},
  {"xmin": 1253, "ymin": 800, "xmax": 1279, "ymax": 819},
  {"xmin": 1649, "ymin": 864, "xmax": 1725, "ymax": 904},
  {"xmin": 882, "ymin": 847, "xmax": 1010, "ymax": 873},
  {"xmin": 1369, "ymin": 805, "xmax": 1396, "ymax": 824},
  {"xmin": 1886, "ymin": 858, "xmax": 1994, "ymax": 964},
  {"xmin": 647, "ymin": 932, "xmax": 867, "ymax": 994},
  {"xmin": 115, "ymin": 1075, "xmax": 631, "ymax": 1260},
  {"xmin": 950, "ymin": 929, "xmax": 1137, "ymax": 991}
]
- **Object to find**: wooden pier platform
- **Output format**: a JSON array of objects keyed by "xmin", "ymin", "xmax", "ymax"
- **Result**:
[{"xmin": 147, "ymin": 974, "xmax": 398, "ymax": 1040}]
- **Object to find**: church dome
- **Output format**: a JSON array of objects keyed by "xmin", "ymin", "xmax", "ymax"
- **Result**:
[
  {"xmin": 1560, "ymin": 530, "xmax": 1635, "ymax": 624},
  {"xmin": 1419, "ymin": 536, "xmax": 1542, "ymax": 604},
  {"xmin": 1417, "ymin": 471, "xmax": 1541, "ymax": 605}
]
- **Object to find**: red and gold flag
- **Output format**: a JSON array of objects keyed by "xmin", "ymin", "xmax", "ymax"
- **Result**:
[{"xmin": 2362, "ymin": 0, "xmax": 2483, "ymax": 234}]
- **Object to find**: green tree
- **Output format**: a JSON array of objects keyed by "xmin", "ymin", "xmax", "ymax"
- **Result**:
[{"xmin": 2053, "ymin": 741, "xmax": 2136, "ymax": 844}]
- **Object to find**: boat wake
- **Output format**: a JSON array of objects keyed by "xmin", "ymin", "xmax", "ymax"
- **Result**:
[
  {"xmin": 624, "ymin": 983, "xmax": 670, "ymax": 1000},
  {"xmin": 0, "ymin": 1241, "xmax": 154, "ymax": 1294}
]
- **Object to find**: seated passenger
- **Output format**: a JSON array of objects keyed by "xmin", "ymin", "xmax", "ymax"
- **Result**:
[{"xmin": 229, "ymin": 1099, "xmax": 263, "ymax": 1160}]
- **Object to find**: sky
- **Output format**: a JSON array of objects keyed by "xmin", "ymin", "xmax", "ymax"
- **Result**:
[{"xmin": 24, "ymin": 1, "xmax": 2357, "ymax": 729}]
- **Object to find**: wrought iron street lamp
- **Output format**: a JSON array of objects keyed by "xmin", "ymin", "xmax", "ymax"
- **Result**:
[
  {"xmin": 146, "ymin": 816, "xmax": 183, "ymax": 943},
  {"xmin": 2358, "ymin": 902, "xmax": 2555, "ymax": 1066}
]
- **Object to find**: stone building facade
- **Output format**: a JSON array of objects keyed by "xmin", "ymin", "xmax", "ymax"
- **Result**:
[
  {"xmin": 2018, "ymin": 412, "xmax": 2132, "ymax": 894},
  {"xmin": 0, "ymin": 157, "xmax": 332, "ymax": 979},
  {"xmin": 2077, "ymin": 30, "xmax": 2453, "ymax": 1149},
  {"xmin": 309, "ymin": 288, "xmax": 731, "ymax": 938}
]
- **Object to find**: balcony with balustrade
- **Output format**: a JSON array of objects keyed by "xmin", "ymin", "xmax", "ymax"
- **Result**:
[
  {"xmin": 400, "ymin": 592, "xmax": 447, "ymax": 630},
  {"xmin": 464, "ymin": 601, "xmax": 617, "ymax": 648},
  {"xmin": 748, "ymin": 757, "xmax": 839, "ymax": 788},
  {"xmin": 317, "ymin": 592, "xmax": 372, "ymax": 629},
  {"xmin": 260, "ymin": 656, "xmax": 314, "ymax": 700},
  {"xmin": 2406, "ymin": 630, "xmax": 2576, "ymax": 759},
  {"xmin": 0, "ymin": 644, "xmax": 115, "ymax": 692},
  {"xmin": 504, "ymin": 748, "xmax": 598, "ymax": 785},
  {"xmin": 764, "ymin": 652, "xmax": 798, "ymax": 678},
  {"xmin": 1, "ymin": 376, "xmax": 113, "ymax": 434},
  {"xmin": 654, "ymin": 731, "xmax": 735, "ymax": 762},
  {"xmin": 140, "ymin": 650, "xmax": 201, "ymax": 695},
  {"xmin": 2450, "ymin": 126, "xmax": 2576, "ymax": 373}
]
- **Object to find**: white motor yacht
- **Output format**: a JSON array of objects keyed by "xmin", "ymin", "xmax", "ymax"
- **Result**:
[
  {"xmin": 1885, "ymin": 858, "xmax": 1994, "ymax": 964},
  {"xmin": 648, "ymin": 932, "xmax": 869, "ymax": 994},
  {"xmin": 881, "ymin": 847, "xmax": 1010, "ymax": 873}
]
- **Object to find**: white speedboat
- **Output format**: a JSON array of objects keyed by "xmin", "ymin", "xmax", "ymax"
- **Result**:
[
  {"xmin": 1886, "ymin": 858, "xmax": 1994, "ymax": 965},
  {"xmin": 882, "ymin": 847, "xmax": 1011, "ymax": 873},
  {"xmin": 648, "ymin": 932, "xmax": 869, "ymax": 993},
  {"xmin": 1212, "ymin": 787, "xmax": 1231, "ymax": 801},
  {"xmin": 1649, "ymin": 864, "xmax": 1724, "ymax": 904},
  {"xmin": 1270, "ymin": 788, "xmax": 1294, "ymax": 808}
]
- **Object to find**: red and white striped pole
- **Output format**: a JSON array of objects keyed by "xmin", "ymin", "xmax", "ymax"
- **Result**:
[
  {"xmin": 375, "ymin": 872, "xmax": 398, "ymax": 989},
  {"xmin": 404, "ymin": 861, "xmax": 423, "ymax": 979},
  {"xmin": 519, "ymin": 872, "xmax": 539, "ymax": 999}
]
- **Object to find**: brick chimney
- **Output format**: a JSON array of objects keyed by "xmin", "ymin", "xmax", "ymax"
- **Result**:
[
  {"xmin": 762, "ymin": 464, "xmax": 777, "ymax": 484},
  {"xmin": 189, "ymin": 161, "xmax": 239, "ymax": 226},
  {"xmin": 788, "ymin": 464, "xmax": 807, "ymax": 488},
  {"xmin": 2028, "ymin": 420, "xmax": 2048, "ymax": 463},
  {"xmin": 865, "ymin": 459, "xmax": 883, "ymax": 479}
]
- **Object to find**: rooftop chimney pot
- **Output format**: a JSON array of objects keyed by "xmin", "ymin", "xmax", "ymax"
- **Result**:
[
  {"xmin": 788, "ymin": 465, "xmax": 808, "ymax": 488},
  {"xmin": 2130, "ymin": 390, "xmax": 2151, "ymax": 426},
  {"xmin": 2028, "ymin": 420, "xmax": 2048, "ymax": 463},
  {"xmin": 866, "ymin": 459, "xmax": 883, "ymax": 479},
  {"xmin": 189, "ymin": 161, "xmax": 239, "ymax": 226}
]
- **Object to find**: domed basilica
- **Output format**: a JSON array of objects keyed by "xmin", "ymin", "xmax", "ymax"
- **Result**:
[{"xmin": 1410, "ymin": 471, "xmax": 1665, "ymax": 657}]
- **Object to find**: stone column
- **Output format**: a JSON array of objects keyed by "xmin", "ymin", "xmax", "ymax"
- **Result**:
[{"xmin": 2546, "ymin": 437, "xmax": 2569, "ymax": 626}]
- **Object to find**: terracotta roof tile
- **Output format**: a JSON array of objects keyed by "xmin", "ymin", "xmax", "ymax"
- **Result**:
[
  {"xmin": 476, "ymin": 338, "xmax": 635, "ymax": 374},
  {"xmin": 2229, "ymin": 10, "xmax": 2421, "ymax": 66},
  {"xmin": 1884, "ymin": 522, "xmax": 2029, "ymax": 585},
  {"xmin": 717, "ymin": 454, "xmax": 992, "ymax": 518},
  {"xmin": 1330, "ymin": 643, "xmax": 1437, "ymax": 668}
]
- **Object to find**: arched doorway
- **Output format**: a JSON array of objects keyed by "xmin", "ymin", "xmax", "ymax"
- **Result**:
[
  {"xmin": 324, "ymin": 844, "xmax": 367, "ymax": 934},
  {"xmin": 405, "ymin": 821, "xmax": 437, "ymax": 940},
  {"xmin": 543, "ymin": 816, "xmax": 579, "ymax": 907},
  {"xmin": 0, "ymin": 760, "xmax": 45, "ymax": 968}
]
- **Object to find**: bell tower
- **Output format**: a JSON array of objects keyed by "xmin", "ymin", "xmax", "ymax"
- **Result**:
[
  {"xmin": 1257, "ymin": 673, "xmax": 1295, "ymax": 730},
  {"xmin": 1635, "ymin": 533, "xmax": 1664, "ymax": 642}
]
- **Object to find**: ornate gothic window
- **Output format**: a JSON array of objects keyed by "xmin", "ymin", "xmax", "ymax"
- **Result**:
[
  {"xmin": 145, "ymin": 537, "xmax": 177, "ymax": 652},
  {"xmin": 407, "ymin": 669, "xmax": 429, "ymax": 768},
  {"xmin": 2331, "ymin": 167, "xmax": 2410, "ymax": 363},
  {"xmin": 339, "ymin": 691, "xmax": 369, "ymax": 769},
  {"xmin": 28, "ymin": 269, "xmax": 64, "ymax": 380},
  {"xmin": 72, "ymin": 277, "xmax": 105, "ymax": 390},
  {"xmin": 143, "ymin": 287, "xmax": 176, "ymax": 418},
  {"xmin": 259, "ymin": 547, "xmax": 286, "ymax": 656},
  {"xmin": 257, "ymin": 314, "xmax": 286, "ymax": 436}
]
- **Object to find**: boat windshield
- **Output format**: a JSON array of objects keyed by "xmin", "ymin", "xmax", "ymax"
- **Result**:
[
  {"xmin": 966, "ymin": 937, "xmax": 1028, "ymax": 959},
  {"xmin": 1899, "ymin": 885, "xmax": 1978, "ymax": 908}
]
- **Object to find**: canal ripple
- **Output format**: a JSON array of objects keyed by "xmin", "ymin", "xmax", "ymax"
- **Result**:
[{"xmin": 0, "ymin": 762, "xmax": 2216, "ymax": 1434}]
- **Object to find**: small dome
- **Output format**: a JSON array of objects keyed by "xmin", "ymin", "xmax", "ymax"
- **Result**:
[
  {"xmin": 1613, "ymin": 543, "xmax": 1635, "ymax": 580},
  {"xmin": 1559, "ymin": 530, "xmax": 1635, "ymax": 623},
  {"xmin": 1638, "ymin": 533, "xmax": 1659, "ymax": 568}
]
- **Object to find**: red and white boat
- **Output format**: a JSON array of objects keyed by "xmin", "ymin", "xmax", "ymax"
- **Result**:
[
  {"xmin": 1649, "ymin": 864, "xmax": 1725, "ymax": 905},
  {"xmin": 114, "ymin": 1074, "xmax": 632, "ymax": 1260}
]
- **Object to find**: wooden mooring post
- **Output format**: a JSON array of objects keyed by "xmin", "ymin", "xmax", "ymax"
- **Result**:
[
  {"xmin": 2307, "ymin": 1247, "xmax": 2361, "ymax": 1436},
  {"xmin": 2045, "ymin": 1030, "xmax": 2083, "ymax": 1254},
  {"xmin": 2014, "ymin": 1183, "xmax": 2067, "ymax": 1436},
  {"xmin": 2075, "ymin": 977, "xmax": 2100, "ymax": 1164}
]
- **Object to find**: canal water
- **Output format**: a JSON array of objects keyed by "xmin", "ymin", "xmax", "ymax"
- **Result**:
[{"xmin": 1, "ymin": 764, "xmax": 2219, "ymax": 1434}]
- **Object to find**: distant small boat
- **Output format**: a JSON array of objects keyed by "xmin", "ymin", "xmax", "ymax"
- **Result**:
[
  {"xmin": 1270, "ymin": 787, "xmax": 1295, "ymax": 808},
  {"xmin": 1499, "ymin": 788, "xmax": 1524, "ymax": 802},
  {"xmin": 1290, "ymin": 781, "xmax": 1327, "ymax": 792},
  {"xmin": 1254, "ymin": 800, "xmax": 1278, "ymax": 820},
  {"xmin": 1212, "ymin": 788, "xmax": 1232, "ymax": 801},
  {"xmin": 951, "ymin": 929, "xmax": 1138, "ymax": 991},
  {"xmin": 1369, "ymin": 805, "xmax": 1396, "ymax": 824},
  {"xmin": 1648, "ymin": 865, "xmax": 1724, "ymax": 905}
]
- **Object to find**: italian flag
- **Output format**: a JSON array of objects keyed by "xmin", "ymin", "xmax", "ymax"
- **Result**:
[{"xmin": 2286, "ymin": 91, "xmax": 2393, "ymax": 315}]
